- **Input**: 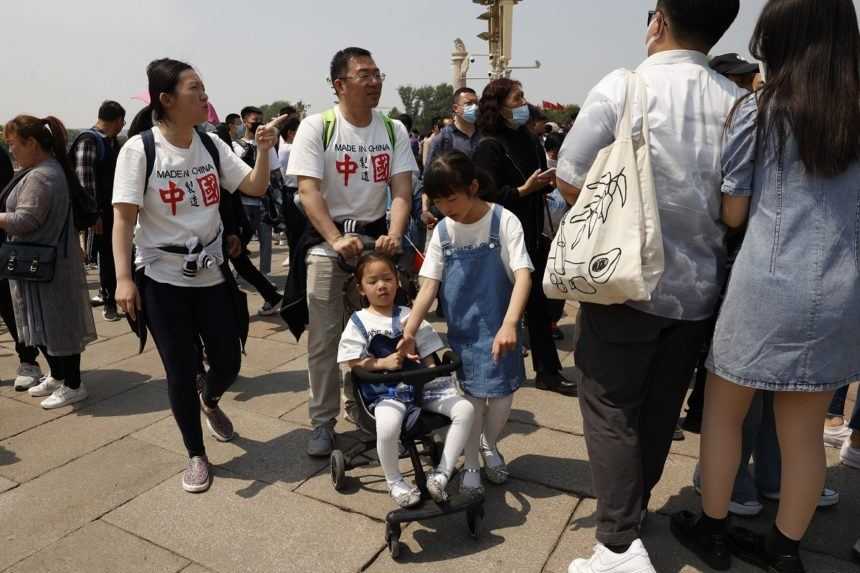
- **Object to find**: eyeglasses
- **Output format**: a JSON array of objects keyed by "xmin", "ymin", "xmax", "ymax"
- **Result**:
[
  {"xmin": 647, "ymin": 10, "xmax": 657, "ymax": 27},
  {"xmin": 339, "ymin": 71, "xmax": 386, "ymax": 83}
]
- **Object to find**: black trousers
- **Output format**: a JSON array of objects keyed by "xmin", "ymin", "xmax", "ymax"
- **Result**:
[
  {"xmin": 229, "ymin": 250, "xmax": 280, "ymax": 305},
  {"xmin": 94, "ymin": 209, "xmax": 117, "ymax": 305},
  {"xmin": 525, "ymin": 241, "xmax": 562, "ymax": 375},
  {"xmin": 38, "ymin": 347, "xmax": 81, "ymax": 389},
  {"xmin": 0, "ymin": 279, "xmax": 39, "ymax": 364},
  {"xmin": 575, "ymin": 303, "xmax": 710, "ymax": 546},
  {"xmin": 143, "ymin": 277, "xmax": 242, "ymax": 457}
]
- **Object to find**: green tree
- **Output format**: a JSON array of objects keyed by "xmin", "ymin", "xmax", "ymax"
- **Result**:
[
  {"xmin": 396, "ymin": 83, "xmax": 454, "ymax": 133},
  {"xmin": 0, "ymin": 125, "xmax": 6, "ymax": 152},
  {"xmin": 257, "ymin": 99, "xmax": 310, "ymax": 122},
  {"xmin": 544, "ymin": 105, "xmax": 581, "ymax": 128}
]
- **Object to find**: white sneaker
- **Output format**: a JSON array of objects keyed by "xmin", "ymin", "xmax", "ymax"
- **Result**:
[
  {"xmin": 281, "ymin": 257, "xmax": 290, "ymax": 268},
  {"xmin": 569, "ymin": 540, "xmax": 656, "ymax": 573},
  {"xmin": 40, "ymin": 384, "xmax": 88, "ymax": 409},
  {"xmin": 762, "ymin": 488, "xmax": 840, "ymax": 507},
  {"xmin": 13, "ymin": 363, "xmax": 43, "ymax": 391},
  {"xmin": 824, "ymin": 423, "xmax": 852, "ymax": 448},
  {"xmin": 841, "ymin": 439, "xmax": 860, "ymax": 469},
  {"xmin": 28, "ymin": 376, "xmax": 62, "ymax": 397}
]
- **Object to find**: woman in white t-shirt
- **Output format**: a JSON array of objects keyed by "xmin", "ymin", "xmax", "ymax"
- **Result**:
[{"xmin": 113, "ymin": 58, "xmax": 279, "ymax": 494}]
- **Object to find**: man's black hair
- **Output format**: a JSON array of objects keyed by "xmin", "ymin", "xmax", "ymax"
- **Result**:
[
  {"xmin": 453, "ymin": 87, "xmax": 477, "ymax": 104},
  {"xmin": 330, "ymin": 47, "xmax": 373, "ymax": 83},
  {"xmin": 544, "ymin": 133, "xmax": 564, "ymax": 153},
  {"xmin": 397, "ymin": 113, "xmax": 413, "ymax": 132},
  {"xmin": 282, "ymin": 117, "xmax": 301, "ymax": 133},
  {"xmin": 240, "ymin": 106, "xmax": 263, "ymax": 120},
  {"xmin": 279, "ymin": 105, "xmax": 297, "ymax": 117},
  {"xmin": 225, "ymin": 113, "xmax": 240, "ymax": 124},
  {"xmin": 98, "ymin": 100, "xmax": 126, "ymax": 122},
  {"xmin": 657, "ymin": 0, "xmax": 740, "ymax": 50}
]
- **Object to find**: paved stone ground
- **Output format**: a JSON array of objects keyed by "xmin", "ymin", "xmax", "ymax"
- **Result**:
[{"xmin": 1, "ymin": 242, "xmax": 858, "ymax": 573}]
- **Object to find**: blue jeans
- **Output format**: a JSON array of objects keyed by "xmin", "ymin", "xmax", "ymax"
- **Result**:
[
  {"xmin": 827, "ymin": 384, "xmax": 860, "ymax": 430},
  {"xmin": 733, "ymin": 392, "xmax": 781, "ymax": 502},
  {"xmin": 242, "ymin": 203, "xmax": 272, "ymax": 275}
]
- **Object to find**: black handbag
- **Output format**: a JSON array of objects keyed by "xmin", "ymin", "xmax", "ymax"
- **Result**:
[{"xmin": 0, "ymin": 172, "xmax": 70, "ymax": 283}]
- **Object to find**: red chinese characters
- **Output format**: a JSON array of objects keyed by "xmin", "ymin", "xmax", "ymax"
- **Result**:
[
  {"xmin": 197, "ymin": 173, "xmax": 220, "ymax": 206},
  {"xmin": 371, "ymin": 153, "xmax": 391, "ymax": 183},
  {"xmin": 336, "ymin": 154, "xmax": 359, "ymax": 186},
  {"xmin": 159, "ymin": 181, "xmax": 185, "ymax": 216}
]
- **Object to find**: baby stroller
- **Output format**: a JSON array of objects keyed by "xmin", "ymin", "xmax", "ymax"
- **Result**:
[{"xmin": 329, "ymin": 351, "xmax": 486, "ymax": 560}]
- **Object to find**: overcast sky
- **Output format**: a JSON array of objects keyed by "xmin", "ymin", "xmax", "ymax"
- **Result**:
[{"xmin": 2, "ymin": 0, "xmax": 773, "ymax": 128}]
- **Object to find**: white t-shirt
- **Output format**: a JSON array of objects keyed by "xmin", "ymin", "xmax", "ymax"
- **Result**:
[
  {"xmin": 278, "ymin": 138, "xmax": 297, "ymax": 188},
  {"xmin": 420, "ymin": 205, "xmax": 534, "ymax": 283},
  {"xmin": 337, "ymin": 307, "xmax": 444, "ymax": 364},
  {"xmin": 113, "ymin": 128, "xmax": 252, "ymax": 287},
  {"xmin": 287, "ymin": 107, "xmax": 418, "ymax": 256}
]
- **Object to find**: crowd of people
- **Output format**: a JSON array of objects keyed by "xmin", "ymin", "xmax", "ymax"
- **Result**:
[{"xmin": 1, "ymin": 0, "xmax": 859, "ymax": 571}]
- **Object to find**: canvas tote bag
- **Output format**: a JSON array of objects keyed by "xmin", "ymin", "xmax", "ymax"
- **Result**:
[{"xmin": 543, "ymin": 71, "xmax": 664, "ymax": 304}]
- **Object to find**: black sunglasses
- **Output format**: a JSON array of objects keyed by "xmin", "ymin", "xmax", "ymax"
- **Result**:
[{"xmin": 647, "ymin": 10, "xmax": 657, "ymax": 27}]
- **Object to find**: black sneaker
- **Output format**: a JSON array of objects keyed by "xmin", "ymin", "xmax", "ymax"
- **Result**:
[
  {"xmin": 103, "ymin": 303, "xmax": 121, "ymax": 322},
  {"xmin": 681, "ymin": 412, "xmax": 703, "ymax": 434},
  {"xmin": 670, "ymin": 511, "xmax": 731, "ymax": 571},
  {"xmin": 535, "ymin": 372, "xmax": 577, "ymax": 397},
  {"xmin": 728, "ymin": 526, "xmax": 806, "ymax": 573}
]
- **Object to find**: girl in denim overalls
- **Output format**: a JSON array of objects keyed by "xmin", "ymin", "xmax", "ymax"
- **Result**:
[{"xmin": 402, "ymin": 151, "xmax": 533, "ymax": 494}]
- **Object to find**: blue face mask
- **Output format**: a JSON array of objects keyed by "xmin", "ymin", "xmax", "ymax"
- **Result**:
[
  {"xmin": 462, "ymin": 104, "xmax": 478, "ymax": 124},
  {"xmin": 510, "ymin": 104, "xmax": 530, "ymax": 128}
]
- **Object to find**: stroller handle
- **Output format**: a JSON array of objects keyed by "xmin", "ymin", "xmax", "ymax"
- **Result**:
[{"xmin": 351, "ymin": 351, "xmax": 461, "ymax": 390}]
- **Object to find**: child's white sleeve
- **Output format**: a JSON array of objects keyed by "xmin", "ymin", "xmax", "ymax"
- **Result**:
[
  {"xmin": 415, "ymin": 320, "xmax": 445, "ymax": 359},
  {"xmin": 418, "ymin": 226, "xmax": 445, "ymax": 281},
  {"xmin": 337, "ymin": 320, "xmax": 368, "ymax": 364},
  {"xmin": 502, "ymin": 211, "xmax": 535, "ymax": 274}
]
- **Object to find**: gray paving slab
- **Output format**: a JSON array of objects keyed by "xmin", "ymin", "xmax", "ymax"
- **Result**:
[
  {"xmin": 241, "ymin": 337, "xmax": 309, "ymax": 372},
  {"xmin": 80, "ymin": 332, "xmax": 150, "ymax": 371},
  {"xmin": 366, "ymin": 478, "xmax": 578, "ymax": 572},
  {"xmin": 0, "ymin": 396, "xmax": 66, "ymax": 440},
  {"xmin": 0, "ymin": 474, "xmax": 17, "ymax": 493},
  {"xmin": 499, "ymin": 421, "xmax": 593, "ymax": 497},
  {"xmin": 547, "ymin": 498, "xmax": 850, "ymax": 573},
  {"xmin": 0, "ymin": 384, "xmax": 171, "ymax": 483},
  {"xmin": 131, "ymin": 406, "xmax": 328, "ymax": 492},
  {"xmin": 178, "ymin": 565, "xmax": 216, "ymax": 573},
  {"xmin": 103, "ymin": 471, "xmax": 384, "ymax": 573},
  {"xmin": 247, "ymin": 316, "xmax": 290, "ymax": 340},
  {"xmin": 0, "ymin": 437, "xmax": 185, "ymax": 571},
  {"xmin": 509, "ymin": 386, "xmax": 583, "ymax": 435},
  {"xmin": 221, "ymin": 364, "xmax": 310, "ymax": 419},
  {"xmin": 6, "ymin": 520, "xmax": 190, "ymax": 573}
]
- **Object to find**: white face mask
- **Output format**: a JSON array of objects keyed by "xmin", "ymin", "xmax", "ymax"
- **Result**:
[{"xmin": 645, "ymin": 17, "xmax": 659, "ymax": 55}]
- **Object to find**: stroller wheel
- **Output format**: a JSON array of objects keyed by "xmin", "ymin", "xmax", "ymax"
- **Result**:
[
  {"xmin": 385, "ymin": 522, "xmax": 402, "ymax": 560},
  {"xmin": 466, "ymin": 505, "xmax": 484, "ymax": 539},
  {"xmin": 330, "ymin": 450, "xmax": 346, "ymax": 491}
]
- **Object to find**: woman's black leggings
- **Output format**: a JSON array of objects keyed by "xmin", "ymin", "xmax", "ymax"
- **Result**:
[
  {"xmin": 38, "ymin": 347, "xmax": 81, "ymax": 389},
  {"xmin": 0, "ymin": 279, "xmax": 39, "ymax": 364},
  {"xmin": 143, "ymin": 277, "xmax": 242, "ymax": 457}
]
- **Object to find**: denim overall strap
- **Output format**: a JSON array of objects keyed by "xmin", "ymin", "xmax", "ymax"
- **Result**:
[
  {"xmin": 437, "ymin": 218, "xmax": 452, "ymax": 249},
  {"xmin": 440, "ymin": 204, "xmax": 524, "ymax": 398},
  {"xmin": 349, "ymin": 312, "xmax": 369, "ymax": 341}
]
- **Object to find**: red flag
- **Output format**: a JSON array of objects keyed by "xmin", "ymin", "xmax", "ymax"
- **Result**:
[
  {"xmin": 555, "ymin": 102, "xmax": 565, "ymax": 110},
  {"xmin": 542, "ymin": 100, "xmax": 555, "ymax": 110}
]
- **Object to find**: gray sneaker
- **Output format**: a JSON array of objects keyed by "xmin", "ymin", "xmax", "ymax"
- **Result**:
[
  {"xmin": 14, "ymin": 363, "xmax": 43, "ymax": 391},
  {"xmin": 307, "ymin": 423, "xmax": 335, "ymax": 457},
  {"xmin": 200, "ymin": 395, "xmax": 235, "ymax": 442},
  {"xmin": 182, "ymin": 456, "xmax": 211, "ymax": 493}
]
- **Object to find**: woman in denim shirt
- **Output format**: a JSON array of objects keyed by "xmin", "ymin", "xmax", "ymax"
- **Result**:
[{"xmin": 671, "ymin": 1, "xmax": 860, "ymax": 571}]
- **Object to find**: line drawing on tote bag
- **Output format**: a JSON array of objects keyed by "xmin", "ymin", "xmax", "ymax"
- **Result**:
[{"xmin": 548, "ymin": 168, "xmax": 628, "ymax": 295}]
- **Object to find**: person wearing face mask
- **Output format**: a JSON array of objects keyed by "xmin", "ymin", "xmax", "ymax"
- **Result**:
[
  {"xmin": 422, "ymin": 87, "xmax": 481, "ymax": 231},
  {"xmin": 555, "ymin": 1, "xmax": 744, "ymax": 571},
  {"xmin": 472, "ymin": 78, "xmax": 574, "ymax": 398},
  {"xmin": 224, "ymin": 113, "xmax": 242, "ymax": 141}
]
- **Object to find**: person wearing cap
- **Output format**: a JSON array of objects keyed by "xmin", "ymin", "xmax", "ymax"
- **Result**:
[{"xmin": 709, "ymin": 52, "xmax": 762, "ymax": 91}]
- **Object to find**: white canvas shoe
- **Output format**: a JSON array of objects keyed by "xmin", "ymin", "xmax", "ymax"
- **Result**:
[
  {"xmin": 13, "ymin": 363, "xmax": 43, "ymax": 391},
  {"xmin": 568, "ymin": 540, "xmax": 657, "ymax": 573},
  {"xmin": 40, "ymin": 384, "xmax": 88, "ymax": 409},
  {"xmin": 28, "ymin": 376, "xmax": 62, "ymax": 397}
]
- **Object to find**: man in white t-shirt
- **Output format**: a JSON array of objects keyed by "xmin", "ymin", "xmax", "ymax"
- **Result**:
[
  {"xmin": 233, "ymin": 105, "xmax": 282, "ymax": 276},
  {"xmin": 287, "ymin": 46, "xmax": 418, "ymax": 456}
]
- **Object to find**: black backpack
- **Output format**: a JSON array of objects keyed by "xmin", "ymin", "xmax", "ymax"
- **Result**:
[{"xmin": 67, "ymin": 129, "xmax": 105, "ymax": 230}]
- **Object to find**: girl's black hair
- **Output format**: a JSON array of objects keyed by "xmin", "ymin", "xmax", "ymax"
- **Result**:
[
  {"xmin": 422, "ymin": 150, "xmax": 494, "ymax": 201},
  {"xmin": 744, "ymin": 0, "xmax": 860, "ymax": 177},
  {"xmin": 355, "ymin": 252, "xmax": 398, "ymax": 285},
  {"xmin": 128, "ymin": 58, "xmax": 194, "ymax": 137}
]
